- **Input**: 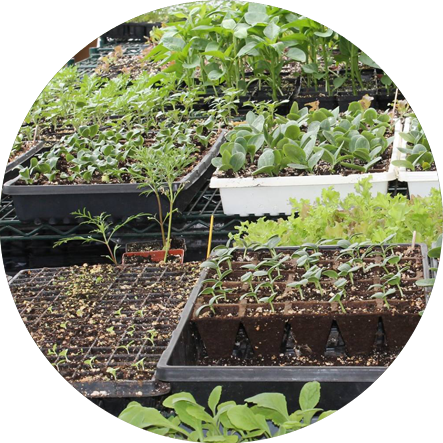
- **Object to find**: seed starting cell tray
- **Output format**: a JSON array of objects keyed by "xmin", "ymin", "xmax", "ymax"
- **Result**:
[{"xmin": 9, "ymin": 262, "xmax": 200, "ymax": 398}]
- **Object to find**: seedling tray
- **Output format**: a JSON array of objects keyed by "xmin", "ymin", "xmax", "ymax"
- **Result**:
[
  {"xmin": 211, "ymin": 122, "xmax": 401, "ymax": 216},
  {"xmin": 4, "ymin": 141, "xmax": 46, "ymax": 184},
  {"xmin": 101, "ymin": 22, "xmax": 161, "ymax": 42},
  {"xmin": 363, "ymin": 407, "xmax": 443, "ymax": 443},
  {"xmin": 3, "ymin": 131, "xmax": 226, "ymax": 223},
  {"xmin": 9, "ymin": 262, "xmax": 200, "ymax": 399},
  {"xmin": 156, "ymin": 245, "xmax": 429, "ymax": 411}
]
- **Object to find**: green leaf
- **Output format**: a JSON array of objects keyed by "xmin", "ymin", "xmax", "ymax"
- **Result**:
[
  {"xmin": 264, "ymin": 23, "xmax": 280, "ymax": 41},
  {"xmin": 245, "ymin": 11, "xmax": 269, "ymax": 26},
  {"xmin": 222, "ymin": 19, "xmax": 236, "ymax": 30},
  {"xmin": 318, "ymin": 410, "xmax": 335, "ymax": 421},
  {"xmin": 186, "ymin": 404, "xmax": 214, "ymax": 423},
  {"xmin": 162, "ymin": 36, "xmax": 186, "ymax": 52},
  {"xmin": 257, "ymin": 150, "xmax": 275, "ymax": 169},
  {"xmin": 299, "ymin": 381, "xmax": 321, "ymax": 410},
  {"xmin": 163, "ymin": 392, "xmax": 196, "ymax": 408},
  {"xmin": 287, "ymin": 47, "xmax": 306, "ymax": 62},
  {"xmin": 392, "ymin": 160, "xmax": 415, "ymax": 170},
  {"xmin": 208, "ymin": 386, "xmax": 222, "ymax": 415},
  {"xmin": 245, "ymin": 393, "xmax": 289, "ymax": 421},
  {"xmin": 333, "ymin": 77, "xmax": 346, "ymax": 89},
  {"xmin": 205, "ymin": 436, "xmax": 238, "ymax": 443},
  {"xmin": 237, "ymin": 41, "xmax": 259, "ymax": 58},
  {"xmin": 428, "ymin": 246, "xmax": 441, "ymax": 259},
  {"xmin": 230, "ymin": 152, "xmax": 245, "ymax": 172},
  {"xmin": 284, "ymin": 144, "xmax": 305, "ymax": 163},
  {"xmin": 227, "ymin": 405, "xmax": 261, "ymax": 431},
  {"xmin": 359, "ymin": 48, "xmax": 385, "ymax": 70},
  {"xmin": 416, "ymin": 278, "xmax": 435, "ymax": 287}
]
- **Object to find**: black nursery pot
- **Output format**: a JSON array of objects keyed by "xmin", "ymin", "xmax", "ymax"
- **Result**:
[
  {"xmin": 2, "ymin": 131, "xmax": 226, "ymax": 223},
  {"xmin": 156, "ymin": 245, "xmax": 441, "ymax": 417}
]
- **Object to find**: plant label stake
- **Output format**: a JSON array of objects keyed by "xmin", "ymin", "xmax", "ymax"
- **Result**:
[
  {"xmin": 207, "ymin": 214, "xmax": 214, "ymax": 259},
  {"xmin": 0, "ymin": 349, "xmax": 25, "ymax": 443}
]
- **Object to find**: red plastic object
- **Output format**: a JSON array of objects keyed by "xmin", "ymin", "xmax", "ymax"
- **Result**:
[{"xmin": 122, "ymin": 249, "xmax": 185, "ymax": 265}]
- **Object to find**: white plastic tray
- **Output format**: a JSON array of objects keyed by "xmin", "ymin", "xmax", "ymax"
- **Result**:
[{"xmin": 211, "ymin": 121, "xmax": 401, "ymax": 216}]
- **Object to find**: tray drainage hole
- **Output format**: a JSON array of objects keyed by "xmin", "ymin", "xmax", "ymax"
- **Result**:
[
  {"xmin": 325, "ymin": 321, "xmax": 346, "ymax": 356},
  {"xmin": 375, "ymin": 317, "xmax": 387, "ymax": 349},
  {"xmin": 232, "ymin": 324, "xmax": 254, "ymax": 359}
]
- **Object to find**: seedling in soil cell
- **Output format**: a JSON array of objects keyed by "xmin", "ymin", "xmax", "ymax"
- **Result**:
[
  {"xmin": 49, "ymin": 347, "xmax": 69, "ymax": 371},
  {"xmin": 146, "ymin": 329, "xmax": 158, "ymax": 346},
  {"xmin": 381, "ymin": 267, "xmax": 409, "ymax": 297},
  {"xmin": 127, "ymin": 325, "xmax": 136, "ymax": 337},
  {"xmin": 84, "ymin": 356, "xmax": 97, "ymax": 369},
  {"xmin": 199, "ymin": 281, "xmax": 232, "ymax": 301},
  {"xmin": 118, "ymin": 341, "xmax": 135, "ymax": 354},
  {"xmin": 329, "ymin": 291, "xmax": 346, "ymax": 314},
  {"xmin": 370, "ymin": 286, "xmax": 396, "ymax": 309},
  {"xmin": 114, "ymin": 308, "xmax": 123, "ymax": 318},
  {"xmin": 106, "ymin": 367, "xmax": 119, "ymax": 380},
  {"xmin": 106, "ymin": 326, "xmax": 115, "ymax": 335},
  {"xmin": 132, "ymin": 358, "xmax": 146, "ymax": 371},
  {"xmin": 288, "ymin": 278, "xmax": 309, "ymax": 299}
]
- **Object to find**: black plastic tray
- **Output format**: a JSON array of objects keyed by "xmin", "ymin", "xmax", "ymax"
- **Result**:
[
  {"xmin": 363, "ymin": 407, "xmax": 443, "ymax": 443},
  {"xmin": 8, "ymin": 263, "xmax": 193, "ymax": 405},
  {"xmin": 3, "ymin": 131, "xmax": 226, "ymax": 223},
  {"xmin": 3, "ymin": 141, "xmax": 46, "ymax": 184},
  {"xmin": 156, "ymin": 244, "xmax": 429, "ymax": 411},
  {"xmin": 0, "ymin": 35, "xmax": 29, "ymax": 57},
  {"xmin": 101, "ymin": 22, "xmax": 161, "ymax": 42}
]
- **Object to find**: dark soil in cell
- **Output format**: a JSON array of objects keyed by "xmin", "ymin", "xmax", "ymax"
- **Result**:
[
  {"xmin": 199, "ymin": 350, "xmax": 398, "ymax": 367},
  {"xmin": 17, "ymin": 128, "xmax": 222, "ymax": 186},
  {"xmin": 193, "ymin": 245, "xmax": 427, "ymax": 361},
  {"xmin": 10, "ymin": 262, "xmax": 200, "ymax": 382}
]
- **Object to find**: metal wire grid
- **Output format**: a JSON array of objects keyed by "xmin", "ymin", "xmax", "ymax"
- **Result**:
[
  {"xmin": 0, "ymin": 180, "xmax": 410, "ymax": 242},
  {"xmin": 10, "ymin": 263, "xmax": 195, "ymax": 382}
]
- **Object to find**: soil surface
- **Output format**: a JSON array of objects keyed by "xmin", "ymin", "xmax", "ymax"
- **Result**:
[
  {"xmin": 193, "ymin": 245, "xmax": 427, "ymax": 364},
  {"xmin": 10, "ymin": 262, "xmax": 200, "ymax": 383},
  {"xmin": 199, "ymin": 245, "xmax": 426, "ymax": 312},
  {"xmin": 17, "ymin": 127, "xmax": 223, "ymax": 186},
  {"xmin": 200, "ymin": 350, "xmax": 398, "ymax": 367},
  {"xmin": 215, "ymin": 121, "xmax": 394, "ymax": 179}
]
